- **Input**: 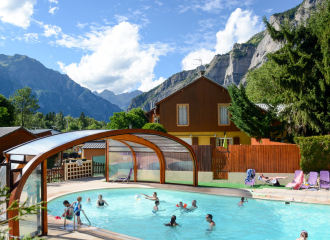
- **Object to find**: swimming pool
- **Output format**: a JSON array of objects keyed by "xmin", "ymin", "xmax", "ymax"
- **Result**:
[{"xmin": 48, "ymin": 188, "xmax": 330, "ymax": 240}]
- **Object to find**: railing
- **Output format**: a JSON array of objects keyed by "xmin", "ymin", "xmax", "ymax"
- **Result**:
[
  {"xmin": 47, "ymin": 166, "xmax": 64, "ymax": 182},
  {"xmin": 92, "ymin": 162, "xmax": 105, "ymax": 176}
]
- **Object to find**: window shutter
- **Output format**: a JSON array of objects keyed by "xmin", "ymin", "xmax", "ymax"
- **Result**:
[
  {"xmin": 233, "ymin": 137, "xmax": 240, "ymax": 145},
  {"xmin": 210, "ymin": 137, "xmax": 216, "ymax": 152},
  {"xmin": 192, "ymin": 137, "xmax": 198, "ymax": 145}
]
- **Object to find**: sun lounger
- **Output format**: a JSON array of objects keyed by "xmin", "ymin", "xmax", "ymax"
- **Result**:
[
  {"xmin": 320, "ymin": 171, "xmax": 330, "ymax": 190},
  {"xmin": 300, "ymin": 171, "xmax": 318, "ymax": 190},
  {"xmin": 286, "ymin": 170, "xmax": 303, "ymax": 190},
  {"xmin": 245, "ymin": 169, "xmax": 256, "ymax": 188},
  {"xmin": 112, "ymin": 168, "xmax": 133, "ymax": 183},
  {"xmin": 258, "ymin": 176, "xmax": 277, "ymax": 186}
]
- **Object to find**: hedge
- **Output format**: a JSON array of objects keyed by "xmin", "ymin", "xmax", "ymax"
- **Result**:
[
  {"xmin": 142, "ymin": 123, "xmax": 167, "ymax": 133},
  {"xmin": 294, "ymin": 135, "xmax": 330, "ymax": 173}
]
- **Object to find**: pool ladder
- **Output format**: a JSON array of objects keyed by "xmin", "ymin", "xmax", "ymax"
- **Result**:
[{"xmin": 63, "ymin": 208, "xmax": 91, "ymax": 230}]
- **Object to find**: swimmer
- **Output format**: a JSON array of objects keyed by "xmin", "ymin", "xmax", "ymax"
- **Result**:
[
  {"xmin": 152, "ymin": 200, "xmax": 166, "ymax": 213},
  {"xmin": 86, "ymin": 198, "xmax": 91, "ymax": 203},
  {"xmin": 141, "ymin": 192, "xmax": 159, "ymax": 201},
  {"xmin": 177, "ymin": 202, "xmax": 183, "ymax": 208},
  {"xmin": 97, "ymin": 195, "xmax": 108, "ymax": 207},
  {"xmin": 206, "ymin": 214, "xmax": 215, "ymax": 231},
  {"xmin": 61, "ymin": 200, "xmax": 74, "ymax": 221},
  {"xmin": 237, "ymin": 197, "xmax": 248, "ymax": 207},
  {"xmin": 185, "ymin": 200, "xmax": 198, "ymax": 212},
  {"xmin": 296, "ymin": 230, "xmax": 308, "ymax": 240},
  {"xmin": 164, "ymin": 215, "xmax": 180, "ymax": 226}
]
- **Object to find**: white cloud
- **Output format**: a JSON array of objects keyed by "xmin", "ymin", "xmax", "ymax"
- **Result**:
[
  {"xmin": 0, "ymin": 0, "xmax": 37, "ymax": 28},
  {"xmin": 49, "ymin": 6, "xmax": 59, "ymax": 15},
  {"xmin": 16, "ymin": 33, "xmax": 38, "ymax": 43},
  {"xmin": 49, "ymin": 0, "xmax": 58, "ymax": 3},
  {"xmin": 181, "ymin": 48, "xmax": 215, "ymax": 70},
  {"xmin": 198, "ymin": 19, "xmax": 216, "ymax": 29},
  {"xmin": 43, "ymin": 24, "xmax": 62, "ymax": 37},
  {"xmin": 57, "ymin": 22, "xmax": 170, "ymax": 93},
  {"xmin": 264, "ymin": 8, "xmax": 272, "ymax": 13},
  {"xmin": 77, "ymin": 22, "xmax": 88, "ymax": 29},
  {"xmin": 215, "ymin": 8, "xmax": 263, "ymax": 54},
  {"xmin": 154, "ymin": 1, "xmax": 163, "ymax": 6},
  {"xmin": 114, "ymin": 14, "xmax": 129, "ymax": 23}
]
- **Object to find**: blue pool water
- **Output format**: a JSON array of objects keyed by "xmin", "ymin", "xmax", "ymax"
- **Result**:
[{"xmin": 48, "ymin": 188, "xmax": 330, "ymax": 240}]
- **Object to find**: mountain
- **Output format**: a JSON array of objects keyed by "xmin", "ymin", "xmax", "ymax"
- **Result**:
[
  {"xmin": 93, "ymin": 89, "xmax": 143, "ymax": 110},
  {"xmin": 128, "ymin": 0, "xmax": 322, "ymax": 112},
  {"xmin": 0, "ymin": 54, "xmax": 122, "ymax": 121}
]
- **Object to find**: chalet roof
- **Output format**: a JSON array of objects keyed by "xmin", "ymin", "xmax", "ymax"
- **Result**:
[
  {"xmin": 82, "ymin": 141, "xmax": 105, "ymax": 149},
  {"xmin": 0, "ymin": 127, "xmax": 37, "ymax": 139},
  {"xmin": 155, "ymin": 76, "xmax": 227, "ymax": 107}
]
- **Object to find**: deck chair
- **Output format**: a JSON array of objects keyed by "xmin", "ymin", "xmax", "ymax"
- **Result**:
[
  {"xmin": 299, "ymin": 172, "xmax": 318, "ymax": 190},
  {"xmin": 320, "ymin": 171, "xmax": 330, "ymax": 190},
  {"xmin": 112, "ymin": 168, "xmax": 133, "ymax": 183},
  {"xmin": 258, "ymin": 175, "xmax": 277, "ymax": 186},
  {"xmin": 286, "ymin": 170, "xmax": 303, "ymax": 190},
  {"xmin": 244, "ymin": 169, "xmax": 256, "ymax": 188}
]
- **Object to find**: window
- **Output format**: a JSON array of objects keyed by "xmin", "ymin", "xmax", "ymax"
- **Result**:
[
  {"xmin": 216, "ymin": 138, "xmax": 233, "ymax": 147},
  {"xmin": 218, "ymin": 104, "xmax": 230, "ymax": 125},
  {"xmin": 177, "ymin": 104, "xmax": 189, "ymax": 126}
]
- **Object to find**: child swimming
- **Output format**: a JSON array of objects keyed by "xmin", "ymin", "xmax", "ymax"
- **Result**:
[
  {"xmin": 86, "ymin": 198, "xmax": 91, "ymax": 204},
  {"xmin": 164, "ymin": 215, "xmax": 180, "ymax": 226},
  {"xmin": 237, "ymin": 197, "xmax": 248, "ymax": 207},
  {"xmin": 152, "ymin": 200, "xmax": 165, "ymax": 213}
]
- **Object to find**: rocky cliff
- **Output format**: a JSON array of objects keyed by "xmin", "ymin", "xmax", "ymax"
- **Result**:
[
  {"xmin": 127, "ymin": 0, "xmax": 322, "ymax": 112},
  {"xmin": 0, "ymin": 54, "xmax": 122, "ymax": 121}
]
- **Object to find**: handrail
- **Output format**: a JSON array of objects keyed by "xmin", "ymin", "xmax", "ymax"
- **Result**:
[{"xmin": 73, "ymin": 209, "xmax": 91, "ymax": 230}]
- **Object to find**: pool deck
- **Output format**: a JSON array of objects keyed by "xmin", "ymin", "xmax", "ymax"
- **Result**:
[{"xmin": 44, "ymin": 177, "xmax": 330, "ymax": 239}]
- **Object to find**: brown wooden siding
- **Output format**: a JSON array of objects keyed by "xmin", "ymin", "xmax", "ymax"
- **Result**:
[
  {"xmin": 0, "ymin": 129, "xmax": 37, "ymax": 161},
  {"xmin": 191, "ymin": 145, "xmax": 212, "ymax": 172},
  {"xmin": 83, "ymin": 149, "xmax": 105, "ymax": 161},
  {"xmin": 213, "ymin": 145, "xmax": 301, "ymax": 173},
  {"xmin": 158, "ymin": 77, "xmax": 242, "ymax": 132}
]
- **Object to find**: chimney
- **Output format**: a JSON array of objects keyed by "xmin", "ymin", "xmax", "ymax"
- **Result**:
[{"xmin": 198, "ymin": 65, "xmax": 206, "ymax": 76}]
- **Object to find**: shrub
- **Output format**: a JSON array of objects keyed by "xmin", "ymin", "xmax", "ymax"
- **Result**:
[
  {"xmin": 294, "ymin": 135, "xmax": 330, "ymax": 173},
  {"xmin": 142, "ymin": 123, "xmax": 167, "ymax": 133}
]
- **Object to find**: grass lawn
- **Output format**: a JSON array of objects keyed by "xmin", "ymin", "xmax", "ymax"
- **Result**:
[{"xmin": 166, "ymin": 181, "xmax": 287, "ymax": 189}]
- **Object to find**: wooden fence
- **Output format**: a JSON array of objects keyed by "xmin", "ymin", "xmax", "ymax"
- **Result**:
[
  {"xmin": 47, "ymin": 166, "xmax": 64, "ymax": 182},
  {"xmin": 93, "ymin": 162, "xmax": 105, "ymax": 176},
  {"xmin": 191, "ymin": 145, "xmax": 212, "ymax": 171}
]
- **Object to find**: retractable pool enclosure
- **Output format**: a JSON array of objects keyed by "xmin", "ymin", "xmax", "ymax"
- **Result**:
[{"xmin": 1, "ymin": 129, "xmax": 197, "ymax": 239}]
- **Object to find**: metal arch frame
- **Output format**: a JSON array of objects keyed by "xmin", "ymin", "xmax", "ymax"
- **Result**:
[{"xmin": 6, "ymin": 129, "xmax": 198, "ymax": 239}]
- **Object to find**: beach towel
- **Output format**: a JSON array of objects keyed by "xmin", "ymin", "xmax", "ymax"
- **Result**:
[
  {"xmin": 245, "ymin": 169, "xmax": 254, "ymax": 182},
  {"xmin": 286, "ymin": 171, "xmax": 304, "ymax": 189}
]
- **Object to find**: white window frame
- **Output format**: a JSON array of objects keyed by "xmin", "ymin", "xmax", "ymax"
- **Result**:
[
  {"xmin": 216, "ymin": 138, "xmax": 233, "ymax": 147},
  {"xmin": 218, "ymin": 103, "xmax": 230, "ymax": 126},
  {"xmin": 177, "ymin": 104, "xmax": 189, "ymax": 126}
]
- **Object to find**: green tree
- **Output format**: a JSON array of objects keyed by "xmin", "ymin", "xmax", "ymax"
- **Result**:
[
  {"xmin": 107, "ymin": 108, "xmax": 148, "ymax": 130},
  {"xmin": 68, "ymin": 122, "xmax": 79, "ymax": 131},
  {"xmin": 55, "ymin": 111, "xmax": 65, "ymax": 131},
  {"xmin": 142, "ymin": 123, "xmax": 167, "ymax": 133},
  {"xmin": 0, "ymin": 94, "xmax": 15, "ymax": 127},
  {"xmin": 258, "ymin": 1, "xmax": 330, "ymax": 136},
  {"xmin": 79, "ymin": 112, "xmax": 88, "ymax": 129},
  {"xmin": 227, "ymin": 84, "xmax": 284, "ymax": 139},
  {"xmin": 10, "ymin": 87, "xmax": 39, "ymax": 127}
]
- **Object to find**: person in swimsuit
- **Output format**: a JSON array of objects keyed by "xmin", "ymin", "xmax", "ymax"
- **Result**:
[
  {"xmin": 185, "ymin": 200, "xmax": 198, "ymax": 212},
  {"xmin": 141, "ymin": 192, "xmax": 159, "ymax": 201},
  {"xmin": 86, "ymin": 198, "xmax": 91, "ymax": 204},
  {"xmin": 237, "ymin": 197, "xmax": 248, "ymax": 207},
  {"xmin": 206, "ymin": 214, "xmax": 215, "ymax": 231},
  {"xmin": 152, "ymin": 200, "xmax": 165, "ymax": 213},
  {"xmin": 296, "ymin": 230, "xmax": 308, "ymax": 240},
  {"xmin": 72, "ymin": 196, "xmax": 82, "ymax": 225},
  {"xmin": 61, "ymin": 200, "xmax": 74, "ymax": 221},
  {"xmin": 259, "ymin": 174, "xmax": 288, "ymax": 181},
  {"xmin": 96, "ymin": 195, "xmax": 108, "ymax": 207},
  {"xmin": 164, "ymin": 215, "xmax": 180, "ymax": 226}
]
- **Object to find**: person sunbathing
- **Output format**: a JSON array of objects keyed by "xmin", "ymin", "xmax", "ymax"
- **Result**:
[{"xmin": 259, "ymin": 174, "xmax": 288, "ymax": 181}]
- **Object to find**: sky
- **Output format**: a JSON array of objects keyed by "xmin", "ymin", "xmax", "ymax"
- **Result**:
[{"xmin": 0, "ymin": 0, "xmax": 302, "ymax": 94}]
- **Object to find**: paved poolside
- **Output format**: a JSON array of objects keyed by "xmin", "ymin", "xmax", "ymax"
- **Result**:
[{"xmin": 44, "ymin": 177, "xmax": 330, "ymax": 239}]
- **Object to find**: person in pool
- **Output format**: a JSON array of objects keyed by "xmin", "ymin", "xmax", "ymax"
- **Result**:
[
  {"xmin": 141, "ymin": 192, "xmax": 159, "ymax": 201},
  {"xmin": 296, "ymin": 230, "xmax": 308, "ymax": 240},
  {"xmin": 86, "ymin": 198, "xmax": 91, "ymax": 203},
  {"xmin": 185, "ymin": 200, "xmax": 198, "ymax": 212},
  {"xmin": 237, "ymin": 197, "xmax": 248, "ymax": 207},
  {"xmin": 152, "ymin": 200, "xmax": 166, "ymax": 213},
  {"xmin": 164, "ymin": 215, "xmax": 180, "ymax": 226},
  {"xmin": 96, "ymin": 195, "xmax": 108, "ymax": 207},
  {"xmin": 206, "ymin": 214, "xmax": 215, "ymax": 231},
  {"xmin": 61, "ymin": 200, "xmax": 74, "ymax": 221}
]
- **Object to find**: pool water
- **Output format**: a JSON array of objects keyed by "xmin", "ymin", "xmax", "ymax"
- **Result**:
[{"xmin": 48, "ymin": 188, "xmax": 330, "ymax": 240}]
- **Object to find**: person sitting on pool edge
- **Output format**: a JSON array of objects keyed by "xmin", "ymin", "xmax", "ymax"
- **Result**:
[
  {"xmin": 164, "ymin": 215, "xmax": 180, "ymax": 226},
  {"xmin": 152, "ymin": 200, "xmax": 166, "ymax": 213},
  {"xmin": 185, "ymin": 200, "xmax": 198, "ymax": 212},
  {"xmin": 61, "ymin": 200, "xmax": 74, "ymax": 221},
  {"xmin": 97, "ymin": 195, "xmax": 108, "ymax": 207},
  {"xmin": 206, "ymin": 214, "xmax": 215, "ymax": 231},
  {"xmin": 141, "ymin": 192, "xmax": 159, "ymax": 201}
]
